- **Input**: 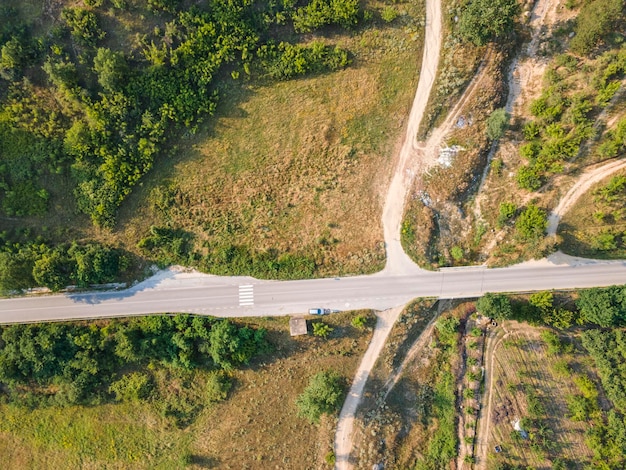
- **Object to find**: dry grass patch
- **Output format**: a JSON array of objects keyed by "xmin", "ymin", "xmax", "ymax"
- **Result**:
[{"xmin": 190, "ymin": 311, "xmax": 375, "ymax": 468}]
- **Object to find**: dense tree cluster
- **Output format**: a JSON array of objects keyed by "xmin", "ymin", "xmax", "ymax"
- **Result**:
[
  {"xmin": 581, "ymin": 329, "xmax": 626, "ymax": 468},
  {"xmin": 457, "ymin": 0, "xmax": 519, "ymax": 46},
  {"xmin": 0, "ymin": 240, "xmax": 129, "ymax": 294},
  {"xmin": 0, "ymin": 0, "xmax": 357, "ymax": 230},
  {"xmin": 0, "ymin": 316, "xmax": 268, "ymax": 408}
]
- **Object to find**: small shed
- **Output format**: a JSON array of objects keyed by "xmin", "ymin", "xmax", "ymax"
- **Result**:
[{"xmin": 289, "ymin": 317, "xmax": 308, "ymax": 336}]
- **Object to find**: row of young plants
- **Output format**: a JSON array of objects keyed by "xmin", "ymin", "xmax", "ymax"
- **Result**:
[{"xmin": 476, "ymin": 284, "xmax": 626, "ymax": 468}]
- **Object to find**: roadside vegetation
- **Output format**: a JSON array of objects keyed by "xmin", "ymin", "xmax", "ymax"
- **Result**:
[
  {"xmin": 0, "ymin": 0, "xmax": 426, "ymax": 290},
  {"xmin": 469, "ymin": 0, "xmax": 626, "ymax": 266},
  {"xmin": 402, "ymin": 0, "xmax": 524, "ymax": 268},
  {"xmin": 0, "ymin": 310, "xmax": 374, "ymax": 468}
]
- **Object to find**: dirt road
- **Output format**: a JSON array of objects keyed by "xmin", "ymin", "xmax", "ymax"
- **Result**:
[
  {"xmin": 334, "ymin": 306, "xmax": 404, "ymax": 469},
  {"xmin": 547, "ymin": 158, "xmax": 626, "ymax": 235},
  {"xmin": 334, "ymin": 0, "xmax": 443, "ymax": 465},
  {"xmin": 380, "ymin": 0, "xmax": 442, "ymax": 276}
]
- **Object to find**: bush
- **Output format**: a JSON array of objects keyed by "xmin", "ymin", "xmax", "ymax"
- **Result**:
[
  {"xmin": 497, "ymin": 202, "xmax": 517, "ymax": 226},
  {"xmin": 486, "ymin": 108, "xmax": 509, "ymax": 140},
  {"xmin": 570, "ymin": 0, "xmax": 624, "ymax": 55},
  {"xmin": 457, "ymin": 0, "xmax": 520, "ymax": 46},
  {"xmin": 381, "ymin": 6, "xmax": 398, "ymax": 23},
  {"xmin": 109, "ymin": 372, "xmax": 153, "ymax": 402},
  {"xmin": 515, "ymin": 204, "xmax": 547, "ymax": 241},
  {"xmin": 313, "ymin": 322, "xmax": 333, "ymax": 338},
  {"xmin": 292, "ymin": 0, "xmax": 360, "ymax": 33},
  {"xmin": 351, "ymin": 314, "xmax": 369, "ymax": 329},
  {"xmin": 295, "ymin": 371, "xmax": 344, "ymax": 423},
  {"xmin": 205, "ymin": 371, "xmax": 232, "ymax": 403}
]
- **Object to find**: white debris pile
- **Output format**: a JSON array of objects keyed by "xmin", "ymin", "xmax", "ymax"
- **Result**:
[{"xmin": 437, "ymin": 144, "xmax": 464, "ymax": 167}]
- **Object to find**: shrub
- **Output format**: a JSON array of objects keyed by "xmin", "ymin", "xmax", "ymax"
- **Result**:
[
  {"xmin": 351, "ymin": 314, "xmax": 369, "ymax": 329},
  {"xmin": 313, "ymin": 322, "xmax": 333, "ymax": 338},
  {"xmin": 450, "ymin": 246, "xmax": 464, "ymax": 261},
  {"xmin": 292, "ymin": 0, "xmax": 360, "ymax": 33},
  {"xmin": 497, "ymin": 202, "xmax": 517, "ymax": 226},
  {"xmin": 570, "ymin": 0, "xmax": 624, "ymax": 55},
  {"xmin": 205, "ymin": 371, "xmax": 232, "ymax": 403},
  {"xmin": 486, "ymin": 108, "xmax": 510, "ymax": 140},
  {"xmin": 515, "ymin": 204, "xmax": 547, "ymax": 240},
  {"xmin": 381, "ymin": 6, "xmax": 398, "ymax": 23},
  {"xmin": 295, "ymin": 371, "xmax": 344, "ymax": 423},
  {"xmin": 109, "ymin": 372, "xmax": 153, "ymax": 402},
  {"xmin": 457, "ymin": 0, "xmax": 520, "ymax": 46}
]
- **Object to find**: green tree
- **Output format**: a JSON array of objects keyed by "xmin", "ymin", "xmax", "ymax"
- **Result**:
[
  {"xmin": 93, "ymin": 48, "xmax": 128, "ymax": 92},
  {"xmin": 486, "ymin": 108, "xmax": 510, "ymax": 140},
  {"xmin": 515, "ymin": 204, "xmax": 547, "ymax": 240},
  {"xmin": 0, "ymin": 252, "xmax": 35, "ymax": 294},
  {"xmin": 435, "ymin": 315, "xmax": 460, "ymax": 345},
  {"xmin": 295, "ymin": 370, "xmax": 344, "ymax": 423},
  {"xmin": 207, "ymin": 320, "xmax": 268, "ymax": 370},
  {"xmin": 577, "ymin": 286, "xmax": 626, "ymax": 327},
  {"xmin": 0, "ymin": 37, "xmax": 24, "ymax": 80},
  {"xmin": 32, "ymin": 250, "xmax": 74, "ymax": 291},
  {"xmin": 476, "ymin": 293, "xmax": 513, "ymax": 320},
  {"xmin": 61, "ymin": 8, "xmax": 105, "ymax": 46},
  {"xmin": 570, "ymin": 0, "xmax": 624, "ymax": 55},
  {"xmin": 457, "ymin": 0, "xmax": 520, "ymax": 46}
]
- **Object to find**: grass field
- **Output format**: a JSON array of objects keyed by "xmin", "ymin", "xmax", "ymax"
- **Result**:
[
  {"xmin": 0, "ymin": 311, "xmax": 374, "ymax": 469},
  {"xmin": 5, "ymin": 0, "xmax": 426, "ymax": 279}
]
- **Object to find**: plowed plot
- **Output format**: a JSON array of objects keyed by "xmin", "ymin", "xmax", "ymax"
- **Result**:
[{"xmin": 487, "ymin": 329, "xmax": 593, "ymax": 469}]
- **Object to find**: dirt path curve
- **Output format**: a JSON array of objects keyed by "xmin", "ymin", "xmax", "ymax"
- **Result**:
[
  {"xmin": 547, "ymin": 158, "xmax": 626, "ymax": 235},
  {"xmin": 380, "ymin": 0, "xmax": 442, "ymax": 276}
]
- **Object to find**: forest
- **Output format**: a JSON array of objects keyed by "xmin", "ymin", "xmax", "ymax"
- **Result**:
[{"xmin": 0, "ymin": 0, "xmax": 363, "ymax": 291}]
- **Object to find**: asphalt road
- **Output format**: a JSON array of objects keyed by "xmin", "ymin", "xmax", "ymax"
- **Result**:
[{"xmin": 1, "ymin": 255, "xmax": 625, "ymax": 324}]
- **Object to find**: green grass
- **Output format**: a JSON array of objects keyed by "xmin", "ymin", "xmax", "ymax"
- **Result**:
[{"xmin": 0, "ymin": 402, "xmax": 192, "ymax": 468}]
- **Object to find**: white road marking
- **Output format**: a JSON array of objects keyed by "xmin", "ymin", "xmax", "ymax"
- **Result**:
[{"xmin": 238, "ymin": 285, "xmax": 254, "ymax": 306}]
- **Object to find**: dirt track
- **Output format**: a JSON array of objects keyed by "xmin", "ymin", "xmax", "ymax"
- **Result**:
[
  {"xmin": 379, "ymin": 0, "xmax": 442, "ymax": 276},
  {"xmin": 547, "ymin": 158, "xmax": 626, "ymax": 235},
  {"xmin": 333, "ymin": 0, "xmax": 443, "ymax": 465}
]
